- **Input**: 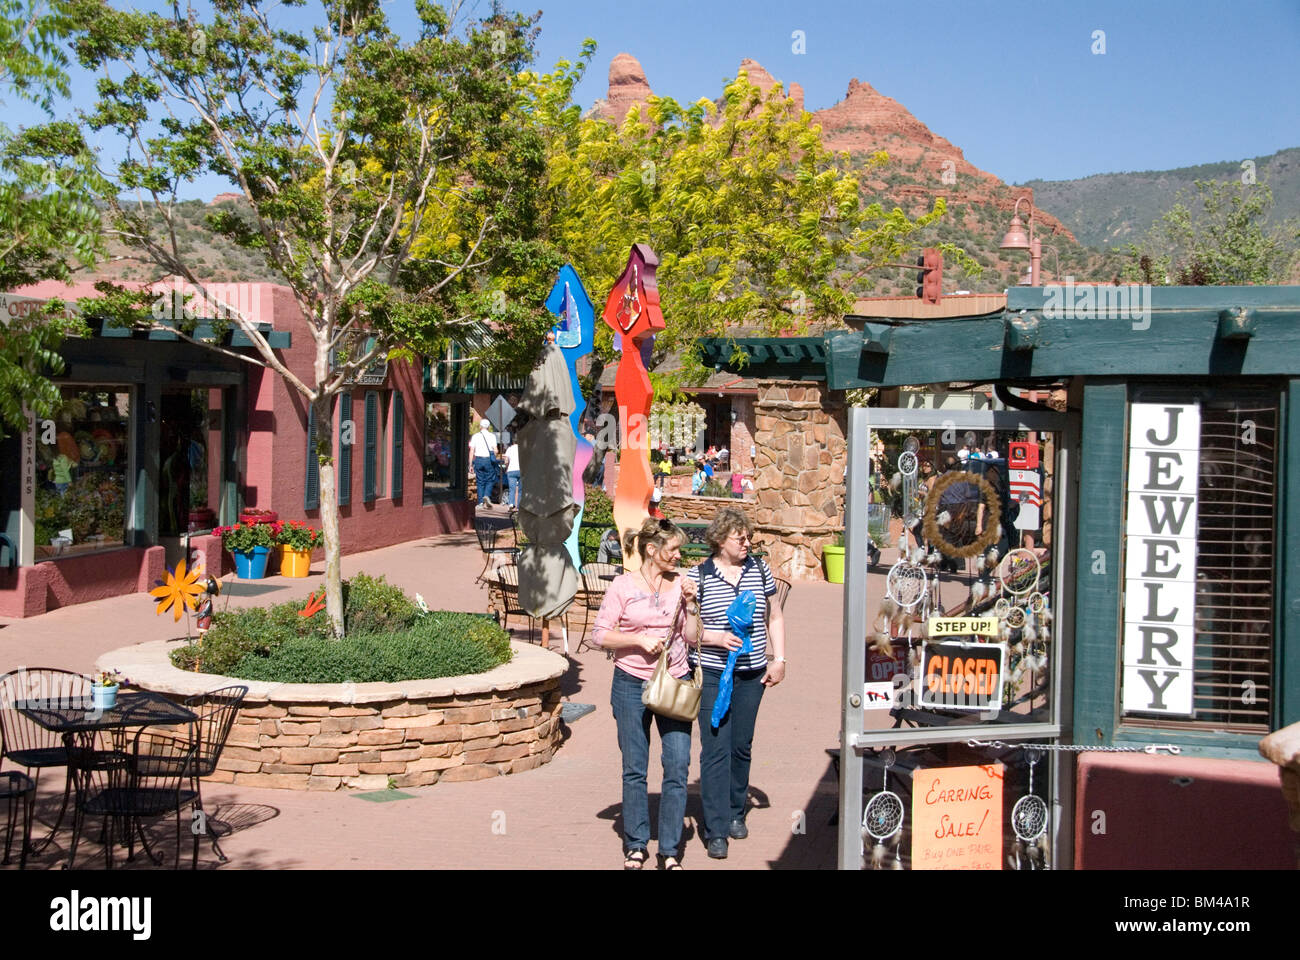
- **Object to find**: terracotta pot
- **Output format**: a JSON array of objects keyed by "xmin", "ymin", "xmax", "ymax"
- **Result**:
[
  {"xmin": 239, "ymin": 509, "xmax": 279, "ymax": 525},
  {"xmin": 280, "ymin": 546, "xmax": 312, "ymax": 578}
]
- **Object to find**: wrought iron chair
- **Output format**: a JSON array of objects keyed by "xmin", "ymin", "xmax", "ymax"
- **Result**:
[
  {"xmin": 68, "ymin": 724, "xmax": 201, "ymax": 870},
  {"xmin": 0, "ymin": 667, "xmax": 92, "ymax": 851},
  {"xmin": 475, "ymin": 517, "xmax": 518, "ymax": 585},
  {"xmin": 772, "ymin": 577, "xmax": 792, "ymax": 611},
  {"xmin": 132, "ymin": 685, "xmax": 247, "ymax": 862},
  {"xmin": 576, "ymin": 563, "xmax": 621, "ymax": 653},
  {"xmin": 495, "ymin": 564, "xmax": 537, "ymax": 643}
]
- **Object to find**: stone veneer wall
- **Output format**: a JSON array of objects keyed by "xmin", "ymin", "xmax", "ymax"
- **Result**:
[
  {"xmin": 101, "ymin": 640, "xmax": 565, "ymax": 792},
  {"xmin": 213, "ymin": 680, "xmax": 563, "ymax": 791},
  {"xmin": 751, "ymin": 379, "xmax": 846, "ymax": 581}
]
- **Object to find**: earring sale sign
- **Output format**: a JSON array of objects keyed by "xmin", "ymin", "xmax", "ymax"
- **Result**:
[{"xmin": 1122, "ymin": 404, "xmax": 1198, "ymax": 716}]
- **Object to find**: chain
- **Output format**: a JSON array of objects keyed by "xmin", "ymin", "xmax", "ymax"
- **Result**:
[{"xmin": 966, "ymin": 739, "xmax": 1180, "ymax": 755}]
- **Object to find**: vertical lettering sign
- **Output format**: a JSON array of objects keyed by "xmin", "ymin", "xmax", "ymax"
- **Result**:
[{"xmin": 1122, "ymin": 404, "xmax": 1199, "ymax": 715}]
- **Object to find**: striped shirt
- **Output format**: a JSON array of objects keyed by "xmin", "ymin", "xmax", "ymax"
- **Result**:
[{"xmin": 686, "ymin": 557, "xmax": 775, "ymax": 673}]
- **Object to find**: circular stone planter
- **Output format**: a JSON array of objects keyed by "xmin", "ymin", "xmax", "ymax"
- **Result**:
[{"xmin": 98, "ymin": 640, "xmax": 568, "ymax": 792}]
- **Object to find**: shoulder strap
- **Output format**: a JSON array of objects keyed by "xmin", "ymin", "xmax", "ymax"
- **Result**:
[{"xmin": 698, "ymin": 558, "xmax": 715, "ymax": 610}]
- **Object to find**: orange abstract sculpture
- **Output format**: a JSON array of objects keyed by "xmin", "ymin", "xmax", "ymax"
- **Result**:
[
  {"xmin": 601, "ymin": 244, "xmax": 665, "ymax": 571},
  {"xmin": 150, "ymin": 558, "xmax": 204, "ymax": 622}
]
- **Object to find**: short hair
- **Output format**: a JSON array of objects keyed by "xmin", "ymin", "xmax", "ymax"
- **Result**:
[
  {"xmin": 622, "ymin": 517, "xmax": 685, "ymax": 563},
  {"xmin": 705, "ymin": 505, "xmax": 754, "ymax": 554}
]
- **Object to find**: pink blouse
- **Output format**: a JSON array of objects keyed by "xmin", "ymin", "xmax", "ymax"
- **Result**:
[{"xmin": 590, "ymin": 571, "xmax": 692, "ymax": 681}]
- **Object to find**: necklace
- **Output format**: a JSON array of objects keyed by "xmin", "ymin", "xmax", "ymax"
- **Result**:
[{"xmin": 640, "ymin": 568, "xmax": 665, "ymax": 608}]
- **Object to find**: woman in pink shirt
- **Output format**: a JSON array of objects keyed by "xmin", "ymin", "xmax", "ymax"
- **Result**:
[{"xmin": 591, "ymin": 516, "xmax": 699, "ymax": 870}]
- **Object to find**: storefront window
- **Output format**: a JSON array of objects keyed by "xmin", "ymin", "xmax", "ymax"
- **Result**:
[
  {"xmin": 423, "ymin": 398, "xmax": 468, "ymax": 503},
  {"xmin": 34, "ymin": 386, "xmax": 131, "ymax": 558},
  {"xmin": 864, "ymin": 428, "xmax": 1057, "ymax": 728}
]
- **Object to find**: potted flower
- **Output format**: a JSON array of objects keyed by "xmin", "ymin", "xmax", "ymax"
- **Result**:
[
  {"xmin": 276, "ymin": 520, "xmax": 323, "ymax": 578},
  {"xmin": 92, "ymin": 669, "xmax": 127, "ymax": 710},
  {"xmin": 214, "ymin": 521, "xmax": 280, "ymax": 579},
  {"xmin": 822, "ymin": 531, "xmax": 846, "ymax": 584},
  {"xmin": 238, "ymin": 507, "xmax": 279, "ymax": 526}
]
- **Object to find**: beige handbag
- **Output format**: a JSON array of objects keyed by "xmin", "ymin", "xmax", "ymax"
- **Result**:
[{"xmin": 640, "ymin": 595, "xmax": 703, "ymax": 722}]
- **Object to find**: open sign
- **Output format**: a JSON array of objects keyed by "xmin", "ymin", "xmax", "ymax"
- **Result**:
[{"xmin": 920, "ymin": 641, "xmax": 1006, "ymax": 711}]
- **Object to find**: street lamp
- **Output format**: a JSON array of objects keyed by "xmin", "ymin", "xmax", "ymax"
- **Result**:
[{"xmin": 1000, "ymin": 196, "xmax": 1041, "ymax": 286}]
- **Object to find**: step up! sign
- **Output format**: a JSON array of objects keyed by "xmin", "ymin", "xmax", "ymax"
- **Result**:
[{"xmin": 1121, "ymin": 404, "xmax": 1198, "ymax": 716}]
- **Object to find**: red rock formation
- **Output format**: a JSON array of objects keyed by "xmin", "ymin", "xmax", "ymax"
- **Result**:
[
  {"xmin": 591, "ymin": 52, "xmax": 653, "ymax": 123},
  {"xmin": 209, "ymin": 192, "xmax": 244, "ymax": 205},
  {"xmin": 737, "ymin": 58, "xmax": 804, "ymax": 115}
]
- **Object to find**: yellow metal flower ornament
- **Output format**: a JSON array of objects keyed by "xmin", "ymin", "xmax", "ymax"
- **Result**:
[{"xmin": 150, "ymin": 559, "xmax": 205, "ymax": 622}]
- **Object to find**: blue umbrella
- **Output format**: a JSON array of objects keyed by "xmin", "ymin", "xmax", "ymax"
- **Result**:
[{"xmin": 711, "ymin": 590, "xmax": 757, "ymax": 729}]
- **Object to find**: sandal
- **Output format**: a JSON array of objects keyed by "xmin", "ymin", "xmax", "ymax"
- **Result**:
[
  {"xmin": 659, "ymin": 855, "xmax": 683, "ymax": 871},
  {"xmin": 623, "ymin": 848, "xmax": 648, "ymax": 870}
]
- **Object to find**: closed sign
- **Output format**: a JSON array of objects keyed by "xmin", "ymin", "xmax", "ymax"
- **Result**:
[{"xmin": 920, "ymin": 641, "xmax": 1006, "ymax": 712}]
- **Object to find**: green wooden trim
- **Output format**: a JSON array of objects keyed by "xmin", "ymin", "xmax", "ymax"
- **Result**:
[
  {"xmin": 363, "ymin": 391, "xmax": 378, "ymax": 502},
  {"xmin": 391, "ymin": 392, "xmax": 404, "ymax": 500},
  {"xmin": 1112, "ymin": 728, "xmax": 1271, "ymax": 762},
  {"xmin": 1281, "ymin": 380, "xmax": 1300, "ymax": 728},
  {"xmin": 1071, "ymin": 381, "xmax": 1128, "ymax": 746},
  {"xmin": 1007, "ymin": 284, "xmax": 1300, "ymax": 312},
  {"xmin": 304, "ymin": 406, "xmax": 319, "ymax": 511},
  {"xmin": 337, "ymin": 393, "xmax": 352, "ymax": 507}
]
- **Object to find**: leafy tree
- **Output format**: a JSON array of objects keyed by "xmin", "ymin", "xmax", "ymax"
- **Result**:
[
  {"xmin": 1124, "ymin": 179, "xmax": 1299, "ymax": 285},
  {"xmin": 72, "ymin": 0, "xmax": 553, "ymax": 636},
  {"xmin": 0, "ymin": 0, "xmax": 104, "ymax": 435},
  {"xmin": 536, "ymin": 65, "xmax": 979, "ymax": 390}
]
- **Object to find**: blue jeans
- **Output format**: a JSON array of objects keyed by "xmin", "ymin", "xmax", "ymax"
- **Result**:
[
  {"xmin": 472, "ymin": 456, "xmax": 495, "ymax": 505},
  {"xmin": 610, "ymin": 666, "xmax": 692, "ymax": 857},
  {"xmin": 506, "ymin": 471, "xmax": 520, "ymax": 508},
  {"xmin": 698, "ymin": 666, "xmax": 765, "ymax": 841}
]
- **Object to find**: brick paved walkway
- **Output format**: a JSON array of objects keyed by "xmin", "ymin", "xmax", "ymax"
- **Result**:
[{"xmin": 0, "ymin": 518, "xmax": 848, "ymax": 870}]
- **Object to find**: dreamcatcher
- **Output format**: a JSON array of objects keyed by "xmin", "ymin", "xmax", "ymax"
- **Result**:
[
  {"xmin": 862, "ymin": 749, "xmax": 905, "ymax": 869},
  {"xmin": 1010, "ymin": 748, "xmax": 1050, "ymax": 870},
  {"xmin": 993, "ymin": 548, "xmax": 1051, "ymax": 704},
  {"xmin": 872, "ymin": 447, "xmax": 931, "ymax": 663}
]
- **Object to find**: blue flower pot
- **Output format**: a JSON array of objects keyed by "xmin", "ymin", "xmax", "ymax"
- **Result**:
[
  {"xmin": 92, "ymin": 684, "xmax": 118, "ymax": 710},
  {"xmin": 234, "ymin": 545, "xmax": 272, "ymax": 579}
]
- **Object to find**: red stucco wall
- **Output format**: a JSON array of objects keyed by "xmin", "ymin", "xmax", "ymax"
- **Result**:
[{"xmin": 1074, "ymin": 751, "xmax": 1294, "ymax": 868}]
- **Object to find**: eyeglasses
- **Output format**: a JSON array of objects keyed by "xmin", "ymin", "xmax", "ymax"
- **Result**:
[{"xmin": 728, "ymin": 532, "xmax": 751, "ymax": 543}]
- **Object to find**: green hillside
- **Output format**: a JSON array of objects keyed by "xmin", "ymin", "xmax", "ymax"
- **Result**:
[{"xmin": 1020, "ymin": 147, "xmax": 1300, "ymax": 249}]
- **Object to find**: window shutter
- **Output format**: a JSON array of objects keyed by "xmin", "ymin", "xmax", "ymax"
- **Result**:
[
  {"xmin": 364, "ymin": 391, "xmax": 378, "ymax": 502},
  {"xmin": 304, "ymin": 405, "xmax": 319, "ymax": 510},
  {"xmin": 391, "ymin": 392, "xmax": 404, "ymax": 499},
  {"xmin": 338, "ymin": 393, "xmax": 352, "ymax": 506}
]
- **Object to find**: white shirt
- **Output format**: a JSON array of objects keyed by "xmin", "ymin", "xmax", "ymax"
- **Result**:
[
  {"xmin": 469, "ymin": 430, "xmax": 496, "ymax": 458},
  {"xmin": 505, "ymin": 443, "xmax": 520, "ymax": 472}
]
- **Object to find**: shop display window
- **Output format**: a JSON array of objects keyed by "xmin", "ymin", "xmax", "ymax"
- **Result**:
[
  {"xmin": 863, "ymin": 428, "xmax": 1056, "ymax": 730},
  {"xmin": 34, "ymin": 386, "xmax": 132, "ymax": 558},
  {"xmin": 423, "ymin": 399, "xmax": 467, "ymax": 503}
]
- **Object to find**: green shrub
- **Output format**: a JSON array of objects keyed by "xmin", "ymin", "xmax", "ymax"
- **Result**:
[
  {"xmin": 699, "ymin": 479, "xmax": 729, "ymax": 498},
  {"xmin": 343, "ymin": 573, "xmax": 418, "ymax": 635},
  {"xmin": 172, "ymin": 600, "xmax": 329, "ymax": 674},
  {"xmin": 226, "ymin": 613, "xmax": 512, "ymax": 683}
]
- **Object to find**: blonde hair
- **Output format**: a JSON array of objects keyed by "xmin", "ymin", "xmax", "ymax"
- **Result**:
[{"xmin": 622, "ymin": 517, "xmax": 685, "ymax": 563}]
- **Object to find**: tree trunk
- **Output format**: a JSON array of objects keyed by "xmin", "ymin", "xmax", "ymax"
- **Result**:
[{"xmin": 313, "ymin": 395, "xmax": 345, "ymax": 637}]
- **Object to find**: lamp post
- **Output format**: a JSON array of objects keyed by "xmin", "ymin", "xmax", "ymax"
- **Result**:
[{"xmin": 1000, "ymin": 196, "xmax": 1041, "ymax": 286}]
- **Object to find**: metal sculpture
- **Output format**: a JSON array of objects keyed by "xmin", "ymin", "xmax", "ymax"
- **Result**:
[
  {"xmin": 544, "ymin": 264, "xmax": 596, "ymax": 572},
  {"xmin": 601, "ymin": 244, "xmax": 665, "ymax": 572}
]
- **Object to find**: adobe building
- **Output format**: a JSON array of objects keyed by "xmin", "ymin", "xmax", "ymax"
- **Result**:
[{"xmin": 0, "ymin": 280, "xmax": 470, "ymax": 618}]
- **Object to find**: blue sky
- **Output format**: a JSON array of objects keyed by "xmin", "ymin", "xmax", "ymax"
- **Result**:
[
  {"xmin": 17, "ymin": 0, "xmax": 1299, "ymax": 195},
  {"xmin": 518, "ymin": 0, "xmax": 1300, "ymax": 183}
]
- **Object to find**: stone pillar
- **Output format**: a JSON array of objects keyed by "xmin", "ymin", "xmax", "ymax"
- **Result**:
[
  {"xmin": 751, "ymin": 379, "xmax": 846, "ymax": 581},
  {"xmin": 729, "ymin": 395, "xmax": 756, "ymax": 473}
]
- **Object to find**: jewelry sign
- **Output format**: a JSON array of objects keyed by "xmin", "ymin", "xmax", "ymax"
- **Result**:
[{"xmin": 1121, "ymin": 403, "xmax": 1198, "ymax": 716}]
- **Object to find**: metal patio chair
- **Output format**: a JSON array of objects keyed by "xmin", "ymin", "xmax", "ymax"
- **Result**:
[
  {"xmin": 576, "ymin": 563, "xmax": 621, "ymax": 654},
  {"xmin": 475, "ymin": 517, "xmax": 519, "ymax": 585},
  {"xmin": 495, "ymin": 564, "xmax": 537, "ymax": 643}
]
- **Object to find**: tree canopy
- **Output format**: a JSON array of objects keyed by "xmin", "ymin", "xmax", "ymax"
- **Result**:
[{"xmin": 1124, "ymin": 178, "xmax": 1299, "ymax": 286}]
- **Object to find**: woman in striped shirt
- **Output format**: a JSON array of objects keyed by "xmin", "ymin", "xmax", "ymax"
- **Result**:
[{"xmin": 686, "ymin": 506, "xmax": 786, "ymax": 859}]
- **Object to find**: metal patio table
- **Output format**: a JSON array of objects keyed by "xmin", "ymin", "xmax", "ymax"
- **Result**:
[{"xmin": 18, "ymin": 691, "xmax": 198, "ymax": 866}]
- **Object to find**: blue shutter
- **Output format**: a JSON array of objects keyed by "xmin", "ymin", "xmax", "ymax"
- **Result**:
[
  {"xmin": 338, "ymin": 393, "xmax": 352, "ymax": 506},
  {"xmin": 391, "ymin": 392, "xmax": 404, "ymax": 499},
  {"xmin": 304, "ymin": 405, "xmax": 319, "ymax": 510},
  {"xmin": 364, "ymin": 391, "xmax": 378, "ymax": 502}
]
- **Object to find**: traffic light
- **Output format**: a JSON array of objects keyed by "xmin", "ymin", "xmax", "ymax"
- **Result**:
[
  {"xmin": 921, "ymin": 247, "xmax": 942, "ymax": 304},
  {"xmin": 915, "ymin": 255, "xmax": 926, "ymax": 299}
]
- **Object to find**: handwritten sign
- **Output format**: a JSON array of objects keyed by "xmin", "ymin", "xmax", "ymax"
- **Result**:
[
  {"xmin": 920, "ymin": 641, "xmax": 1005, "ymax": 711},
  {"xmin": 927, "ymin": 617, "xmax": 999, "ymax": 638},
  {"xmin": 1121, "ymin": 403, "xmax": 1198, "ymax": 715},
  {"xmin": 912, "ymin": 764, "xmax": 1003, "ymax": 870}
]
